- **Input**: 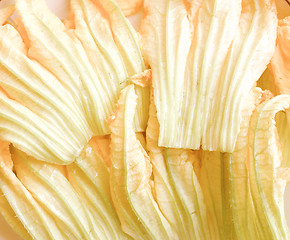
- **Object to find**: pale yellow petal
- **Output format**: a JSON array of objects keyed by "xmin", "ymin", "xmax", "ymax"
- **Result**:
[
  {"xmin": 16, "ymin": 0, "xmax": 116, "ymax": 135},
  {"xmin": 0, "ymin": 24, "xmax": 90, "ymax": 164},
  {"xmin": 12, "ymin": 148, "xmax": 96, "ymax": 240},
  {"xmin": 248, "ymin": 95, "xmax": 290, "ymax": 239},
  {"xmin": 146, "ymin": 90, "xmax": 213, "ymax": 239},
  {"xmin": 0, "ymin": 149, "xmax": 67, "ymax": 239},
  {"xmin": 67, "ymin": 144, "xmax": 130, "ymax": 240},
  {"xmin": 110, "ymin": 85, "xmax": 175, "ymax": 240}
]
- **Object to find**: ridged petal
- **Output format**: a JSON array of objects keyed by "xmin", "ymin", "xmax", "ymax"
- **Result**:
[{"xmin": 110, "ymin": 85, "xmax": 175, "ymax": 240}]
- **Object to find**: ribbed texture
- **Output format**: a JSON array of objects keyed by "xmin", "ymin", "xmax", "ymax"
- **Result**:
[
  {"xmin": 70, "ymin": 0, "xmax": 149, "ymax": 132},
  {"xmin": 198, "ymin": 89, "xmax": 263, "ymax": 239},
  {"xmin": 248, "ymin": 95, "xmax": 290, "ymax": 240},
  {"xmin": 181, "ymin": 0, "xmax": 241, "ymax": 151},
  {"xmin": 16, "ymin": 0, "xmax": 117, "ymax": 135},
  {"xmin": 227, "ymin": 88, "xmax": 263, "ymax": 240},
  {"xmin": 67, "ymin": 143, "xmax": 130, "ymax": 240},
  {"xmin": 0, "ymin": 92, "xmax": 80, "ymax": 164},
  {"xmin": 99, "ymin": 0, "xmax": 145, "ymax": 76},
  {"xmin": 140, "ymin": 0, "xmax": 277, "ymax": 152},
  {"xmin": 141, "ymin": 0, "xmax": 192, "ymax": 150},
  {"xmin": 0, "ymin": 148, "xmax": 66, "ymax": 240},
  {"xmin": 146, "ymin": 90, "xmax": 213, "ymax": 240},
  {"xmin": 110, "ymin": 85, "xmax": 175, "ymax": 240},
  {"xmin": 0, "ymin": 24, "xmax": 91, "ymax": 164},
  {"xmin": 12, "ymin": 149, "xmax": 96, "ymax": 240},
  {"xmin": 97, "ymin": 0, "xmax": 149, "ymax": 132}
]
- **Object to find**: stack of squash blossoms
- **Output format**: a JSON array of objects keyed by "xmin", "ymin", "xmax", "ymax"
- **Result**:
[{"xmin": 0, "ymin": 0, "xmax": 289, "ymax": 239}]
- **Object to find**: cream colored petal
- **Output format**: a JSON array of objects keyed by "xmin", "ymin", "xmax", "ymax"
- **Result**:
[
  {"xmin": 12, "ymin": 148, "xmax": 96, "ymax": 240},
  {"xmin": 16, "ymin": 0, "xmax": 117, "ymax": 135},
  {"xmin": 0, "ymin": 148, "xmax": 67, "ymax": 239},
  {"xmin": 227, "ymin": 88, "xmax": 270, "ymax": 240},
  {"xmin": 96, "ymin": 0, "xmax": 150, "ymax": 131},
  {"xmin": 248, "ymin": 94, "xmax": 290, "ymax": 239},
  {"xmin": 67, "ymin": 144, "xmax": 131, "ymax": 240},
  {"xmin": 146, "ymin": 89, "xmax": 213, "ymax": 239},
  {"xmin": 0, "ymin": 24, "xmax": 90, "ymax": 164},
  {"xmin": 140, "ymin": 0, "xmax": 193, "ymax": 150},
  {"xmin": 110, "ymin": 85, "xmax": 176, "ymax": 240},
  {"xmin": 141, "ymin": 0, "xmax": 277, "ymax": 152},
  {"xmin": 208, "ymin": 0, "xmax": 277, "ymax": 152},
  {"xmin": 69, "ymin": 0, "xmax": 148, "ymax": 132},
  {"xmin": 200, "ymin": 88, "xmax": 268, "ymax": 239}
]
